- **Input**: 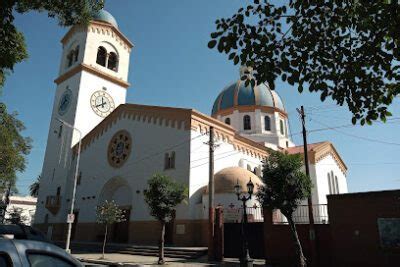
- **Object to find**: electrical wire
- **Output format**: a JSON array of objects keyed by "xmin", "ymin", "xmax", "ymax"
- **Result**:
[{"xmin": 310, "ymin": 117, "xmax": 400, "ymax": 146}]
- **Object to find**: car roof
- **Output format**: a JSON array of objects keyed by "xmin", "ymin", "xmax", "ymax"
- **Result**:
[{"xmin": 3, "ymin": 239, "xmax": 82, "ymax": 266}]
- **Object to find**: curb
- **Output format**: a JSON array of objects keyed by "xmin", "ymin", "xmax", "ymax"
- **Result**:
[{"xmin": 76, "ymin": 257, "xmax": 149, "ymax": 267}]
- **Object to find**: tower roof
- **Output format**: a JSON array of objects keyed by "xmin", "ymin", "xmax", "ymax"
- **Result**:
[{"xmin": 92, "ymin": 9, "xmax": 118, "ymax": 28}]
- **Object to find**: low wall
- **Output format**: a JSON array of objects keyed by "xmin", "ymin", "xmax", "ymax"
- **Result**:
[
  {"xmin": 328, "ymin": 190, "xmax": 400, "ymax": 267},
  {"xmin": 263, "ymin": 190, "xmax": 400, "ymax": 267},
  {"xmin": 263, "ymin": 209, "xmax": 331, "ymax": 267},
  {"xmin": 34, "ymin": 219, "xmax": 209, "ymax": 247}
]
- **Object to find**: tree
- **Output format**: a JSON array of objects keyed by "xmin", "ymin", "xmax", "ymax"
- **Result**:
[
  {"xmin": 208, "ymin": 1, "xmax": 400, "ymax": 125},
  {"xmin": 29, "ymin": 175, "xmax": 40, "ymax": 197},
  {"xmin": 0, "ymin": 0, "xmax": 103, "ymax": 88},
  {"xmin": 144, "ymin": 174, "xmax": 188, "ymax": 265},
  {"xmin": 95, "ymin": 200, "xmax": 125, "ymax": 259},
  {"xmin": 256, "ymin": 150, "xmax": 312, "ymax": 267},
  {"xmin": 0, "ymin": 102, "xmax": 32, "ymax": 190},
  {"xmin": 5, "ymin": 206, "xmax": 28, "ymax": 225}
]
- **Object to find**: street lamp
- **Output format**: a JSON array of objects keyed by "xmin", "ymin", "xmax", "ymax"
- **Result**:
[
  {"xmin": 234, "ymin": 178, "xmax": 254, "ymax": 267},
  {"xmin": 56, "ymin": 118, "xmax": 82, "ymax": 254}
]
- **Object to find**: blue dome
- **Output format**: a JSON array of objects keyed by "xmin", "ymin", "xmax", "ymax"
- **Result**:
[
  {"xmin": 92, "ymin": 9, "xmax": 118, "ymax": 28},
  {"xmin": 212, "ymin": 80, "xmax": 285, "ymax": 115}
]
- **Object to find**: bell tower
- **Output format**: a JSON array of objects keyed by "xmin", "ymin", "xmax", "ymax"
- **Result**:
[{"xmin": 36, "ymin": 9, "xmax": 133, "ymax": 223}]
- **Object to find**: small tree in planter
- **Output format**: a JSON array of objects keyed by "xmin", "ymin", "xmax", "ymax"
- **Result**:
[
  {"xmin": 95, "ymin": 200, "xmax": 125, "ymax": 259},
  {"xmin": 257, "ymin": 150, "xmax": 312, "ymax": 267},
  {"xmin": 144, "ymin": 174, "xmax": 188, "ymax": 265}
]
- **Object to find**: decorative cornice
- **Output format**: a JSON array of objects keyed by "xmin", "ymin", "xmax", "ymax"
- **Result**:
[
  {"xmin": 72, "ymin": 103, "xmax": 270, "ymax": 160},
  {"xmin": 212, "ymin": 105, "xmax": 287, "ymax": 118},
  {"xmin": 54, "ymin": 63, "xmax": 130, "ymax": 88},
  {"xmin": 286, "ymin": 142, "xmax": 347, "ymax": 174},
  {"xmin": 61, "ymin": 21, "xmax": 133, "ymax": 49}
]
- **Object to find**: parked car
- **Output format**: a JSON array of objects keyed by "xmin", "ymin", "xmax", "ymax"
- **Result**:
[{"xmin": 0, "ymin": 224, "xmax": 83, "ymax": 267}]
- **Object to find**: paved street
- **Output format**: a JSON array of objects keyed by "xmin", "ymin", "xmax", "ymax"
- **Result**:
[{"xmin": 74, "ymin": 252, "xmax": 265, "ymax": 266}]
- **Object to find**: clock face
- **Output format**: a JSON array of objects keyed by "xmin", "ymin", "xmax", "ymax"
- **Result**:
[
  {"xmin": 90, "ymin": 90, "xmax": 115, "ymax": 117},
  {"xmin": 58, "ymin": 89, "xmax": 73, "ymax": 116},
  {"xmin": 107, "ymin": 130, "xmax": 132, "ymax": 168}
]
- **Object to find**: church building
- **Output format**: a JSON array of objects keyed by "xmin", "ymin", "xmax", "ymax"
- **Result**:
[{"xmin": 34, "ymin": 10, "xmax": 348, "ymax": 246}]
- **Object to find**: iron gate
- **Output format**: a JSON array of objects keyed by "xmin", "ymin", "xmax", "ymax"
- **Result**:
[{"xmin": 224, "ymin": 222, "xmax": 264, "ymax": 259}]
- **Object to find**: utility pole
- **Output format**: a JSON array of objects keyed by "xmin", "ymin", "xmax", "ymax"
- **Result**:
[
  {"xmin": 208, "ymin": 126, "xmax": 215, "ymax": 261},
  {"xmin": 297, "ymin": 106, "xmax": 318, "ymax": 267}
]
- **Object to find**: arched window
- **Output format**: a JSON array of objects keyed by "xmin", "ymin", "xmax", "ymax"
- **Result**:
[
  {"xmin": 96, "ymin": 46, "xmax": 107, "ymax": 66},
  {"xmin": 225, "ymin": 118, "xmax": 231, "ymax": 125},
  {"xmin": 264, "ymin": 116, "xmax": 271, "ymax": 131},
  {"xmin": 108, "ymin": 52, "xmax": 118, "ymax": 71},
  {"xmin": 66, "ymin": 52, "xmax": 74, "ymax": 67},
  {"xmin": 243, "ymin": 115, "xmax": 251, "ymax": 130},
  {"xmin": 74, "ymin": 45, "xmax": 79, "ymax": 62},
  {"xmin": 279, "ymin": 119, "xmax": 285, "ymax": 135},
  {"xmin": 247, "ymin": 164, "xmax": 252, "ymax": 171}
]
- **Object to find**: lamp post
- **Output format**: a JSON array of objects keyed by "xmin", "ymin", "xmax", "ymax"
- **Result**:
[
  {"xmin": 56, "ymin": 118, "xmax": 82, "ymax": 254},
  {"xmin": 234, "ymin": 178, "xmax": 254, "ymax": 267}
]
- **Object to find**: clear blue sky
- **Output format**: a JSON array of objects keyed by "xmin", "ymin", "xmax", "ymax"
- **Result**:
[{"xmin": 2, "ymin": 1, "xmax": 400, "ymax": 195}]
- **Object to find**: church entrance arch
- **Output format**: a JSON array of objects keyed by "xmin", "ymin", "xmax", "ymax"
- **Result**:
[{"xmin": 98, "ymin": 176, "xmax": 132, "ymax": 243}]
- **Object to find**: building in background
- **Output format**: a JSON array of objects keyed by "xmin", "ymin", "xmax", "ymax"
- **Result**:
[{"xmin": 6, "ymin": 196, "xmax": 37, "ymax": 225}]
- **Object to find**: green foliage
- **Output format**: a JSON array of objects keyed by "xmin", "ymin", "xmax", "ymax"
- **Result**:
[
  {"xmin": 257, "ymin": 150, "xmax": 311, "ymax": 217},
  {"xmin": 144, "ymin": 174, "xmax": 188, "ymax": 223},
  {"xmin": 0, "ymin": 103, "xmax": 32, "ymax": 188},
  {"xmin": 257, "ymin": 150, "xmax": 311, "ymax": 267},
  {"xmin": 209, "ymin": 0, "xmax": 400, "ymax": 124},
  {"xmin": 29, "ymin": 175, "xmax": 40, "ymax": 197},
  {"xmin": 95, "ymin": 200, "xmax": 125, "ymax": 225},
  {"xmin": 0, "ymin": 0, "xmax": 104, "ymax": 88},
  {"xmin": 5, "ymin": 207, "xmax": 28, "ymax": 225}
]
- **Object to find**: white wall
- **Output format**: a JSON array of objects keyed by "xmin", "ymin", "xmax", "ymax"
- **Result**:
[
  {"xmin": 6, "ymin": 196, "xmax": 37, "ymax": 225},
  {"xmin": 315, "ymin": 154, "xmax": 348, "ymax": 204},
  {"xmin": 188, "ymin": 129, "xmax": 264, "ymax": 219},
  {"xmin": 216, "ymin": 109, "xmax": 294, "ymax": 149}
]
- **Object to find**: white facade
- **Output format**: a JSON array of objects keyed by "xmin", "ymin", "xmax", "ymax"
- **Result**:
[
  {"xmin": 215, "ymin": 110, "xmax": 294, "ymax": 150},
  {"xmin": 6, "ymin": 196, "xmax": 37, "ymax": 225}
]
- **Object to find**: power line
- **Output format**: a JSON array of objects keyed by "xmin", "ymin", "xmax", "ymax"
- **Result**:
[
  {"xmin": 311, "ymin": 118, "xmax": 400, "ymax": 146},
  {"xmin": 290, "ymin": 117, "xmax": 400, "ymax": 137}
]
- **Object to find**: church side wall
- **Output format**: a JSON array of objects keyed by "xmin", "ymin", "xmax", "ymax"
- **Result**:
[{"xmin": 315, "ymin": 154, "xmax": 348, "ymax": 204}]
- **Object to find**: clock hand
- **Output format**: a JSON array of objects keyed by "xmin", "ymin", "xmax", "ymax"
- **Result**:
[{"xmin": 101, "ymin": 97, "xmax": 106, "ymax": 108}]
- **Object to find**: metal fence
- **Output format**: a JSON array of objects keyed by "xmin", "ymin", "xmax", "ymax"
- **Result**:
[
  {"xmin": 239, "ymin": 206, "xmax": 264, "ymax": 222},
  {"xmin": 225, "ymin": 204, "xmax": 329, "ymax": 224},
  {"xmin": 273, "ymin": 204, "xmax": 329, "ymax": 224}
]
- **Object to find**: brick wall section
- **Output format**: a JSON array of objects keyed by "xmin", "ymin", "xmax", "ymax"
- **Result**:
[
  {"xmin": 263, "ymin": 208, "xmax": 331, "ymax": 267},
  {"xmin": 328, "ymin": 189, "xmax": 400, "ymax": 267},
  {"xmin": 263, "ymin": 190, "xmax": 400, "ymax": 267}
]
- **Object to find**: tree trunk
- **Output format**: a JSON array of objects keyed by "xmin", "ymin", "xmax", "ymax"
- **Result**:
[
  {"xmin": 286, "ymin": 215, "xmax": 307, "ymax": 267},
  {"xmin": 158, "ymin": 221, "xmax": 165, "ymax": 265},
  {"xmin": 101, "ymin": 224, "xmax": 108, "ymax": 259}
]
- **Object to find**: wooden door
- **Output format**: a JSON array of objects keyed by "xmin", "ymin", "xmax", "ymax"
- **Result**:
[{"xmin": 112, "ymin": 208, "xmax": 130, "ymax": 243}]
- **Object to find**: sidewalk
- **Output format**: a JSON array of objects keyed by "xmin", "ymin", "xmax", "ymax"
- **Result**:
[{"xmin": 74, "ymin": 252, "xmax": 265, "ymax": 266}]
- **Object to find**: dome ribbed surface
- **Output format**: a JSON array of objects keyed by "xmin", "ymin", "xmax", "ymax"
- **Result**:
[
  {"xmin": 92, "ymin": 9, "xmax": 118, "ymax": 28},
  {"xmin": 212, "ymin": 80, "xmax": 285, "ymax": 115}
]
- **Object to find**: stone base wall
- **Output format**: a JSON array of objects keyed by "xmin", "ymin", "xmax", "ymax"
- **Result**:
[{"xmin": 34, "ymin": 219, "xmax": 208, "ymax": 247}]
